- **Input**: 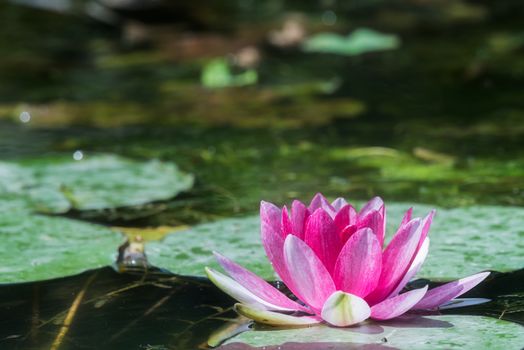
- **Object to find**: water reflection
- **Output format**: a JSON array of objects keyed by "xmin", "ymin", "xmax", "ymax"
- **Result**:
[
  {"xmin": 0, "ymin": 267, "xmax": 235, "ymax": 350},
  {"xmin": 0, "ymin": 267, "xmax": 522, "ymax": 350},
  {"xmin": 219, "ymin": 342, "xmax": 398, "ymax": 350}
]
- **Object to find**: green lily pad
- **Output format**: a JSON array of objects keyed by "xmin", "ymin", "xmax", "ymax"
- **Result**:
[
  {"xmin": 390, "ymin": 204, "xmax": 524, "ymax": 279},
  {"xmin": 148, "ymin": 216, "xmax": 270, "ymax": 278},
  {"xmin": 0, "ymin": 211, "xmax": 123, "ymax": 283},
  {"xmin": 0, "ymin": 154, "xmax": 194, "ymax": 213},
  {"xmin": 303, "ymin": 28, "xmax": 400, "ymax": 56},
  {"xmin": 147, "ymin": 203, "xmax": 524, "ymax": 279},
  {"xmin": 221, "ymin": 315, "xmax": 524, "ymax": 349}
]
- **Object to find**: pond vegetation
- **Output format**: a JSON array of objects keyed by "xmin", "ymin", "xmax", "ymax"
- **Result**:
[{"xmin": 0, "ymin": 0, "xmax": 523, "ymax": 348}]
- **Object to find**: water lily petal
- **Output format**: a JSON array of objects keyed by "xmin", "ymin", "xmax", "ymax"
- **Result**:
[
  {"xmin": 282, "ymin": 206, "xmax": 293, "ymax": 236},
  {"xmin": 235, "ymin": 303, "xmax": 320, "ymax": 326},
  {"xmin": 260, "ymin": 200, "xmax": 296, "ymax": 285},
  {"xmin": 359, "ymin": 196, "xmax": 384, "ymax": 217},
  {"xmin": 387, "ymin": 237, "xmax": 430, "ymax": 298},
  {"xmin": 291, "ymin": 200, "xmax": 309, "ymax": 239},
  {"xmin": 358, "ymin": 210, "xmax": 385, "ymax": 247},
  {"xmin": 418, "ymin": 210, "xmax": 435, "ymax": 249},
  {"xmin": 334, "ymin": 204, "xmax": 358, "ymax": 235},
  {"xmin": 339, "ymin": 224, "xmax": 357, "ymax": 243},
  {"xmin": 400, "ymin": 207, "xmax": 413, "ymax": 227},
  {"xmin": 333, "ymin": 228, "xmax": 382, "ymax": 297},
  {"xmin": 261, "ymin": 200, "xmax": 284, "ymax": 238},
  {"xmin": 367, "ymin": 218, "xmax": 423, "ymax": 303},
  {"xmin": 371, "ymin": 286, "xmax": 428, "ymax": 320},
  {"xmin": 284, "ymin": 235, "xmax": 336, "ymax": 312},
  {"xmin": 304, "ymin": 208, "xmax": 341, "ymax": 272},
  {"xmin": 321, "ymin": 291, "xmax": 371, "ymax": 327},
  {"xmin": 309, "ymin": 193, "xmax": 336, "ymax": 218},
  {"xmin": 331, "ymin": 197, "xmax": 348, "ymax": 211},
  {"xmin": 214, "ymin": 252, "xmax": 307, "ymax": 312},
  {"xmin": 206, "ymin": 267, "xmax": 289, "ymax": 311},
  {"xmin": 413, "ymin": 272, "xmax": 490, "ymax": 310}
]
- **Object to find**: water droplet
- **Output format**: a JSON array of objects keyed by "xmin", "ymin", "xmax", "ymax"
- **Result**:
[
  {"xmin": 19, "ymin": 111, "xmax": 31, "ymax": 123},
  {"xmin": 73, "ymin": 150, "xmax": 84, "ymax": 161},
  {"xmin": 322, "ymin": 10, "xmax": 337, "ymax": 26}
]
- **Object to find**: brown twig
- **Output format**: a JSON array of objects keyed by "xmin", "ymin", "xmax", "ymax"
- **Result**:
[
  {"xmin": 31, "ymin": 285, "xmax": 40, "ymax": 342},
  {"xmin": 108, "ymin": 287, "xmax": 178, "ymax": 343},
  {"xmin": 49, "ymin": 271, "xmax": 98, "ymax": 350}
]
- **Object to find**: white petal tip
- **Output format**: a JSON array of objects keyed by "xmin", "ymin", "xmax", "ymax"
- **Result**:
[
  {"xmin": 235, "ymin": 304, "xmax": 320, "ymax": 327},
  {"xmin": 321, "ymin": 291, "xmax": 371, "ymax": 327}
]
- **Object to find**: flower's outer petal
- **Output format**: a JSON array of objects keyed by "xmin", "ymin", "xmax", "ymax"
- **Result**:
[
  {"xmin": 418, "ymin": 210, "xmax": 435, "ymax": 250},
  {"xmin": 333, "ymin": 228, "xmax": 382, "ymax": 298},
  {"xmin": 334, "ymin": 204, "xmax": 358, "ymax": 236},
  {"xmin": 359, "ymin": 197, "xmax": 386, "ymax": 247},
  {"xmin": 206, "ymin": 267, "xmax": 290, "ymax": 311},
  {"xmin": 284, "ymin": 235, "xmax": 336, "ymax": 312},
  {"xmin": 261, "ymin": 200, "xmax": 284, "ymax": 238},
  {"xmin": 366, "ymin": 219, "xmax": 423, "ymax": 303},
  {"xmin": 282, "ymin": 206, "xmax": 293, "ymax": 236},
  {"xmin": 309, "ymin": 193, "xmax": 336, "ymax": 218},
  {"xmin": 214, "ymin": 252, "xmax": 307, "ymax": 312},
  {"xmin": 413, "ymin": 272, "xmax": 490, "ymax": 310},
  {"xmin": 387, "ymin": 238, "xmax": 430, "ymax": 298},
  {"xmin": 321, "ymin": 291, "xmax": 371, "ymax": 327},
  {"xmin": 400, "ymin": 208, "xmax": 413, "ymax": 227},
  {"xmin": 370, "ymin": 286, "xmax": 428, "ymax": 320},
  {"xmin": 260, "ymin": 201, "xmax": 293, "ymax": 284},
  {"xmin": 261, "ymin": 223, "xmax": 291, "ymax": 284},
  {"xmin": 331, "ymin": 197, "xmax": 348, "ymax": 211},
  {"xmin": 234, "ymin": 304, "xmax": 320, "ymax": 326},
  {"xmin": 304, "ymin": 208, "xmax": 341, "ymax": 272},
  {"xmin": 358, "ymin": 211, "xmax": 385, "ymax": 247},
  {"xmin": 359, "ymin": 197, "xmax": 384, "ymax": 218},
  {"xmin": 291, "ymin": 200, "xmax": 309, "ymax": 239}
]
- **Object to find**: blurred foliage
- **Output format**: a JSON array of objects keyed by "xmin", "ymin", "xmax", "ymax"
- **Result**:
[
  {"xmin": 201, "ymin": 58, "xmax": 258, "ymax": 88},
  {"xmin": 0, "ymin": 0, "xmax": 522, "ymax": 223},
  {"xmin": 303, "ymin": 28, "xmax": 400, "ymax": 56}
]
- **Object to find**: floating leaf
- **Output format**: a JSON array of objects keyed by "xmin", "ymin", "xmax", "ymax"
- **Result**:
[
  {"xmin": 303, "ymin": 28, "xmax": 400, "ymax": 56},
  {"xmin": 147, "ymin": 203, "xmax": 524, "ymax": 279},
  {"xmin": 221, "ymin": 315, "xmax": 524, "ymax": 349},
  {"xmin": 201, "ymin": 58, "xmax": 258, "ymax": 89},
  {"xmin": 148, "ymin": 216, "xmax": 271, "ymax": 278},
  {"xmin": 0, "ymin": 211, "xmax": 123, "ymax": 283},
  {"xmin": 0, "ymin": 154, "xmax": 194, "ymax": 213}
]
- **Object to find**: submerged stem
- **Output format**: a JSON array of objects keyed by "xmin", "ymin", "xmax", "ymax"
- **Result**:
[{"xmin": 49, "ymin": 271, "xmax": 98, "ymax": 350}]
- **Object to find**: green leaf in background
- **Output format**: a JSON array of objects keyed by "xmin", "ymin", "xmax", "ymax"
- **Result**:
[
  {"xmin": 201, "ymin": 58, "xmax": 258, "ymax": 89},
  {"xmin": 148, "ymin": 216, "xmax": 270, "ymax": 277},
  {"xmin": 303, "ymin": 28, "xmax": 400, "ymax": 56},
  {"xmin": 220, "ymin": 315, "xmax": 524, "ymax": 349},
  {"xmin": 147, "ymin": 203, "xmax": 523, "ymax": 279},
  {"xmin": 0, "ymin": 154, "xmax": 194, "ymax": 213},
  {"xmin": 0, "ymin": 211, "xmax": 123, "ymax": 283},
  {"xmin": 404, "ymin": 204, "xmax": 524, "ymax": 279}
]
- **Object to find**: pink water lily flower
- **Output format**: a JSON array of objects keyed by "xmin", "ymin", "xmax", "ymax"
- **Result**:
[{"xmin": 206, "ymin": 194, "xmax": 490, "ymax": 327}]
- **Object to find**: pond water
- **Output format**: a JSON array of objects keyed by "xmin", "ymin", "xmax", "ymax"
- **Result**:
[{"xmin": 0, "ymin": 0, "xmax": 523, "ymax": 349}]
